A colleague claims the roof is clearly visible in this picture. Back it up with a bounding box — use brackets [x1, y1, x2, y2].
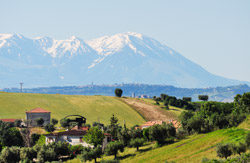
[45, 130, 87, 136]
[71, 126, 89, 131]
[0, 119, 16, 123]
[26, 108, 51, 113]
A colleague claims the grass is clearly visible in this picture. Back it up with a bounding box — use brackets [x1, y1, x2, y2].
[141, 98, 184, 118]
[66, 128, 248, 163]
[0, 92, 145, 127]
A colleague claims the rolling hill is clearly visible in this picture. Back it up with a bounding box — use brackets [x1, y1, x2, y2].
[0, 92, 145, 127]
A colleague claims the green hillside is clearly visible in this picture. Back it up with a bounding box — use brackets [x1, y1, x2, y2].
[0, 92, 145, 127]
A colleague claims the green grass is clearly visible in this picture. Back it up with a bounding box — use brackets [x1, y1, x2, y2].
[67, 128, 248, 163]
[0, 92, 145, 127]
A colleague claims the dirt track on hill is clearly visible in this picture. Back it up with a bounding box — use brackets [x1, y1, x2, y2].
[120, 98, 177, 122]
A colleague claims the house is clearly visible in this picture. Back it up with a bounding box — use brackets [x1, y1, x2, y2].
[0, 119, 16, 125]
[45, 126, 113, 149]
[26, 108, 51, 126]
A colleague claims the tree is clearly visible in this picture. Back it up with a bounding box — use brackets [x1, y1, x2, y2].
[232, 142, 246, 156]
[60, 118, 71, 128]
[105, 141, 124, 159]
[20, 128, 32, 147]
[149, 124, 167, 145]
[20, 147, 36, 162]
[83, 127, 105, 147]
[118, 128, 131, 146]
[115, 88, 123, 97]
[51, 118, 58, 125]
[198, 95, 209, 101]
[44, 123, 55, 132]
[183, 97, 192, 102]
[0, 146, 21, 163]
[216, 143, 232, 159]
[164, 100, 169, 110]
[129, 138, 145, 151]
[79, 146, 102, 163]
[35, 118, 44, 127]
[108, 114, 119, 140]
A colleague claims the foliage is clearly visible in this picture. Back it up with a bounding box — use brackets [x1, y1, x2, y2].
[51, 118, 58, 125]
[216, 143, 232, 159]
[70, 145, 84, 157]
[37, 145, 57, 162]
[44, 123, 56, 132]
[108, 114, 120, 140]
[0, 121, 23, 147]
[105, 141, 124, 158]
[149, 123, 175, 145]
[79, 146, 102, 163]
[183, 97, 192, 102]
[83, 126, 105, 147]
[129, 128, 143, 139]
[20, 147, 36, 162]
[232, 142, 246, 156]
[115, 88, 123, 97]
[129, 138, 145, 151]
[14, 119, 22, 127]
[118, 127, 131, 146]
[35, 118, 44, 127]
[60, 118, 71, 128]
[198, 95, 209, 101]
[0, 146, 21, 163]
[31, 133, 41, 146]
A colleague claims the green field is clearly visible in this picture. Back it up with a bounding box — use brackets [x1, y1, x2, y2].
[0, 92, 145, 127]
[67, 128, 248, 163]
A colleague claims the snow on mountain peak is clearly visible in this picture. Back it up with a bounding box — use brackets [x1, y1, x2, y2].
[86, 32, 144, 56]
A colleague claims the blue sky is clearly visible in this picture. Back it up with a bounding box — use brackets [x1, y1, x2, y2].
[1, 0, 250, 82]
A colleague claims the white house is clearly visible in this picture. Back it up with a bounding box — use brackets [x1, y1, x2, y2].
[45, 126, 112, 149]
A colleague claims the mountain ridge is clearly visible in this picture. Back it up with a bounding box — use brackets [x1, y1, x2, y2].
[0, 32, 249, 88]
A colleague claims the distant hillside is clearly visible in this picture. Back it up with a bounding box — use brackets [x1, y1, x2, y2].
[0, 92, 145, 127]
[3, 84, 250, 102]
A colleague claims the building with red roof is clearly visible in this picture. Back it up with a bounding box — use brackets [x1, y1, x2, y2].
[26, 107, 51, 126]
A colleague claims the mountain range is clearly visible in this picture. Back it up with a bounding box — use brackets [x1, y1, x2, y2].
[0, 32, 249, 88]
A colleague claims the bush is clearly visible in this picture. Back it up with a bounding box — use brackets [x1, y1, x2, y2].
[35, 118, 44, 127]
[51, 118, 58, 126]
[44, 123, 55, 132]
[216, 143, 233, 159]
[0, 146, 21, 163]
[14, 119, 22, 127]
[20, 147, 36, 162]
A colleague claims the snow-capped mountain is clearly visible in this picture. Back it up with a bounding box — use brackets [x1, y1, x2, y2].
[0, 32, 248, 88]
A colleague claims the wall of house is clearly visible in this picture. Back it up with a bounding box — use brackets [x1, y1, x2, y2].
[26, 112, 51, 126]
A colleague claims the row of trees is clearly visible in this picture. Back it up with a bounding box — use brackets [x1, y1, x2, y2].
[179, 93, 250, 135]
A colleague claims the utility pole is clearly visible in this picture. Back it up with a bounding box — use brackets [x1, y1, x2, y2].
[20, 82, 24, 93]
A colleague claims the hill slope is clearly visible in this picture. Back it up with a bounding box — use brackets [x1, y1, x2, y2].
[0, 92, 145, 127]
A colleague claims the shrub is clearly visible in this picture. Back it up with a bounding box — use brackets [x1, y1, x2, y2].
[216, 143, 233, 159]
[105, 141, 124, 158]
[44, 123, 55, 132]
[0, 146, 21, 163]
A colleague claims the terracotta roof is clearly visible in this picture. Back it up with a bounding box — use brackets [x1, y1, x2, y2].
[0, 119, 16, 123]
[45, 130, 87, 136]
[71, 126, 89, 131]
[26, 108, 51, 113]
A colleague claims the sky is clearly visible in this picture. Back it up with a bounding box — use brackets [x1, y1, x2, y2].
[0, 0, 250, 82]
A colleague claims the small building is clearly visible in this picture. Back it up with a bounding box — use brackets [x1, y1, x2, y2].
[0, 119, 16, 125]
[45, 126, 112, 149]
[26, 108, 51, 126]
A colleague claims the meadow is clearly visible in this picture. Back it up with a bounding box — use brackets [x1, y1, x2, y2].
[0, 92, 145, 127]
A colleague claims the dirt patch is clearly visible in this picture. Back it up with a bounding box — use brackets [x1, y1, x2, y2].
[120, 98, 177, 122]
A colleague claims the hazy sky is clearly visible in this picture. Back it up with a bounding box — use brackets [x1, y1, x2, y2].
[1, 0, 250, 82]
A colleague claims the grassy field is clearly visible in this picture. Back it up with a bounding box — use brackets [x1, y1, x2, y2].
[142, 98, 184, 118]
[0, 92, 145, 127]
[67, 128, 248, 163]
